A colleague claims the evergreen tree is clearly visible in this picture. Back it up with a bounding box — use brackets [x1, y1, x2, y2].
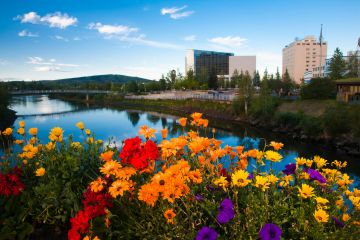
[166, 70, 177, 88]
[329, 48, 346, 80]
[208, 67, 218, 90]
[252, 70, 261, 87]
[275, 67, 281, 81]
[282, 68, 294, 95]
[230, 70, 240, 88]
[159, 74, 167, 90]
[238, 70, 253, 115]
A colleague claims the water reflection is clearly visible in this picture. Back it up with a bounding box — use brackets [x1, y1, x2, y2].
[2, 95, 360, 186]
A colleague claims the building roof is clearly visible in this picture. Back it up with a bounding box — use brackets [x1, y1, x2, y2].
[335, 78, 360, 85]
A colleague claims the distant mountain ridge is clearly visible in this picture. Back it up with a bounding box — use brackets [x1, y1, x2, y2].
[44, 74, 152, 84]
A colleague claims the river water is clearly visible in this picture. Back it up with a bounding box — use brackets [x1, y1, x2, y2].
[6, 95, 360, 185]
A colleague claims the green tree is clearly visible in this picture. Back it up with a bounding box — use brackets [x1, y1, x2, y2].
[329, 47, 346, 80]
[159, 74, 167, 90]
[346, 51, 360, 78]
[231, 70, 240, 88]
[238, 70, 253, 115]
[282, 68, 295, 95]
[300, 77, 336, 99]
[252, 70, 261, 87]
[126, 81, 139, 93]
[183, 69, 198, 89]
[166, 70, 177, 88]
[275, 67, 281, 81]
[208, 67, 218, 89]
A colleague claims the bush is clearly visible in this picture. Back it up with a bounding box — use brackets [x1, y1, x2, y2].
[300, 78, 336, 100]
[249, 96, 280, 118]
[323, 103, 351, 137]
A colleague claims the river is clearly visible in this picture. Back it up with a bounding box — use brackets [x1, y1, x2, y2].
[5, 94, 360, 185]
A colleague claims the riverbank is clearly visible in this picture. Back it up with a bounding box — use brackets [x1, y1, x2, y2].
[0, 107, 17, 131]
[49, 93, 360, 157]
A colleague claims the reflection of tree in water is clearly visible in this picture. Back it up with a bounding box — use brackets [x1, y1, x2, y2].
[161, 118, 167, 128]
[126, 111, 140, 126]
[146, 114, 160, 125]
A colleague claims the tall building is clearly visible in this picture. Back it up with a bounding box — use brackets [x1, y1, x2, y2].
[282, 36, 327, 84]
[185, 49, 234, 77]
[185, 49, 256, 79]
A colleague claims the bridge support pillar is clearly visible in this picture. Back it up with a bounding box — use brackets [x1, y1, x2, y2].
[86, 94, 89, 101]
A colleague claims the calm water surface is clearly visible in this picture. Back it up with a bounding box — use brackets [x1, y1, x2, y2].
[6, 95, 360, 185]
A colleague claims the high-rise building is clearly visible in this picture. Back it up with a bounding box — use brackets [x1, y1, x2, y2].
[185, 49, 256, 79]
[282, 36, 327, 84]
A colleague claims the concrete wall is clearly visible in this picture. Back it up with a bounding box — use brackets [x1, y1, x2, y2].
[229, 56, 256, 77]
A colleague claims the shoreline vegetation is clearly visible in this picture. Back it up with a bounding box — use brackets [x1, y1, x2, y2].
[48, 93, 360, 157]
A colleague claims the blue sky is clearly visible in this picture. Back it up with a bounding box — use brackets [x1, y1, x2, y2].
[0, 0, 359, 81]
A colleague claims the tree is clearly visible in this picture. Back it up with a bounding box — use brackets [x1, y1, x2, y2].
[218, 75, 225, 89]
[183, 69, 198, 89]
[166, 70, 177, 88]
[275, 67, 281, 81]
[159, 74, 167, 90]
[252, 70, 261, 87]
[282, 68, 295, 95]
[300, 78, 336, 99]
[329, 47, 346, 80]
[346, 51, 360, 78]
[238, 71, 253, 115]
[198, 66, 208, 88]
[231, 70, 240, 88]
[208, 67, 218, 90]
[126, 81, 138, 93]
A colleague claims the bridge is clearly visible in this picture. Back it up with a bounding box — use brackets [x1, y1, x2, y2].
[9, 89, 119, 95]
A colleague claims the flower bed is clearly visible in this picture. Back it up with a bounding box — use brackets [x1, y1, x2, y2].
[0, 113, 359, 239]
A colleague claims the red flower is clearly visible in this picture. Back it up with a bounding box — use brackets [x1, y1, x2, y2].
[70, 210, 90, 233]
[120, 137, 159, 170]
[68, 229, 80, 240]
[0, 167, 25, 196]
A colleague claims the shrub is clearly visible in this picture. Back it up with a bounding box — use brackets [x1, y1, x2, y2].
[300, 78, 336, 100]
[249, 96, 280, 118]
[323, 103, 351, 137]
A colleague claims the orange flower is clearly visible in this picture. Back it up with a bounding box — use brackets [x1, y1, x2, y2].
[237, 159, 248, 170]
[178, 118, 187, 127]
[100, 151, 114, 162]
[100, 160, 122, 177]
[198, 118, 209, 128]
[247, 149, 258, 158]
[138, 125, 157, 139]
[235, 146, 244, 154]
[188, 169, 202, 184]
[164, 209, 176, 224]
[138, 183, 159, 207]
[191, 112, 203, 122]
[90, 177, 106, 192]
[161, 128, 168, 139]
[109, 180, 130, 198]
[269, 141, 284, 150]
[115, 166, 137, 180]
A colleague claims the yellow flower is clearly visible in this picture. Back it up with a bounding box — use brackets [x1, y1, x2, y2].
[231, 169, 251, 188]
[332, 160, 347, 169]
[269, 141, 284, 150]
[254, 175, 270, 191]
[49, 127, 63, 142]
[76, 121, 85, 130]
[267, 174, 279, 185]
[35, 167, 46, 177]
[46, 141, 56, 151]
[349, 196, 360, 211]
[19, 121, 25, 128]
[265, 150, 282, 162]
[335, 197, 344, 208]
[17, 128, 25, 135]
[298, 184, 315, 199]
[295, 157, 307, 166]
[342, 213, 350, 222]
[85, 129, 91, 135]
[213, 176, 228, 190]
[178, 118, 187, 127]
[86, 137, 94, 143]
[71, 142, 82, 149]
[28, 128, 38, 136]
[22, 160, 28, 165]
[14, 139, 24, 145]
[100, 160, 122, 177]
[315, 197, 329, 209]
[314, 208, 329, 223]
[279, 175, 294, 187]
[313, 156, 327, 169]
[305, 160, 313, 168]
[164, 209, 176, 224]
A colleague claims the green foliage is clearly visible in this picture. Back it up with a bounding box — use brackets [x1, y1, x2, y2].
[249, 96, 280, 118]
[275, 112, 323, 136]
[346, 51, 360, 78]
[329, 48, 346, 80]
[322, 103, 354, 137]
[300, 78, 336, 99]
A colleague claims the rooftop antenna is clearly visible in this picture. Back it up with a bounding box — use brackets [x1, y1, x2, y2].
[319, 24, 323, 77]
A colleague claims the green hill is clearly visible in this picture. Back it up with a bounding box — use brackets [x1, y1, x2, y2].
[46, 74, 152, 84]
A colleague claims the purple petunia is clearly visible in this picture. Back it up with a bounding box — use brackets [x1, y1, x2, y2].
[216, 198, 235, 224]
[195, 194, 204, 202]
[248, 173, 254, 180]
[306, 168, 327, 184]
[332, 217, 345, 228]
[282, 163, 296, 175]
[259, 223, 282, 240]
[195, 226, 218, 240]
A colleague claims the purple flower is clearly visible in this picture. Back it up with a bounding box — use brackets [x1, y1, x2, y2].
[216, 198, 235, 224]
[332, 217, 345, 228]
[306, 168, 326, 184]
[195, 194, 204, 201]
[206, 184, 217, 192]
[196, 226, 218, 240]
[248, 173, 254, 179]
[282, 163, 296, 175]
[259, 223, 282, 240]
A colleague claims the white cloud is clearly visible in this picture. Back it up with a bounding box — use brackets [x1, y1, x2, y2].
[161, 5, 194, 19]
[26, 57, 79, 72]
[18, 29, 38, 37]
[15, 11, 77, 29]
[73, 37, 81, 41]
[0, 59, 9, 66]
[88, 22, 183, 50]
[53, 35, 69, 42]
[208, 36, 247, 48]
[88, 22, 138, 36]
[184, 35, 196, 41]
[17, 12, 40, 24]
